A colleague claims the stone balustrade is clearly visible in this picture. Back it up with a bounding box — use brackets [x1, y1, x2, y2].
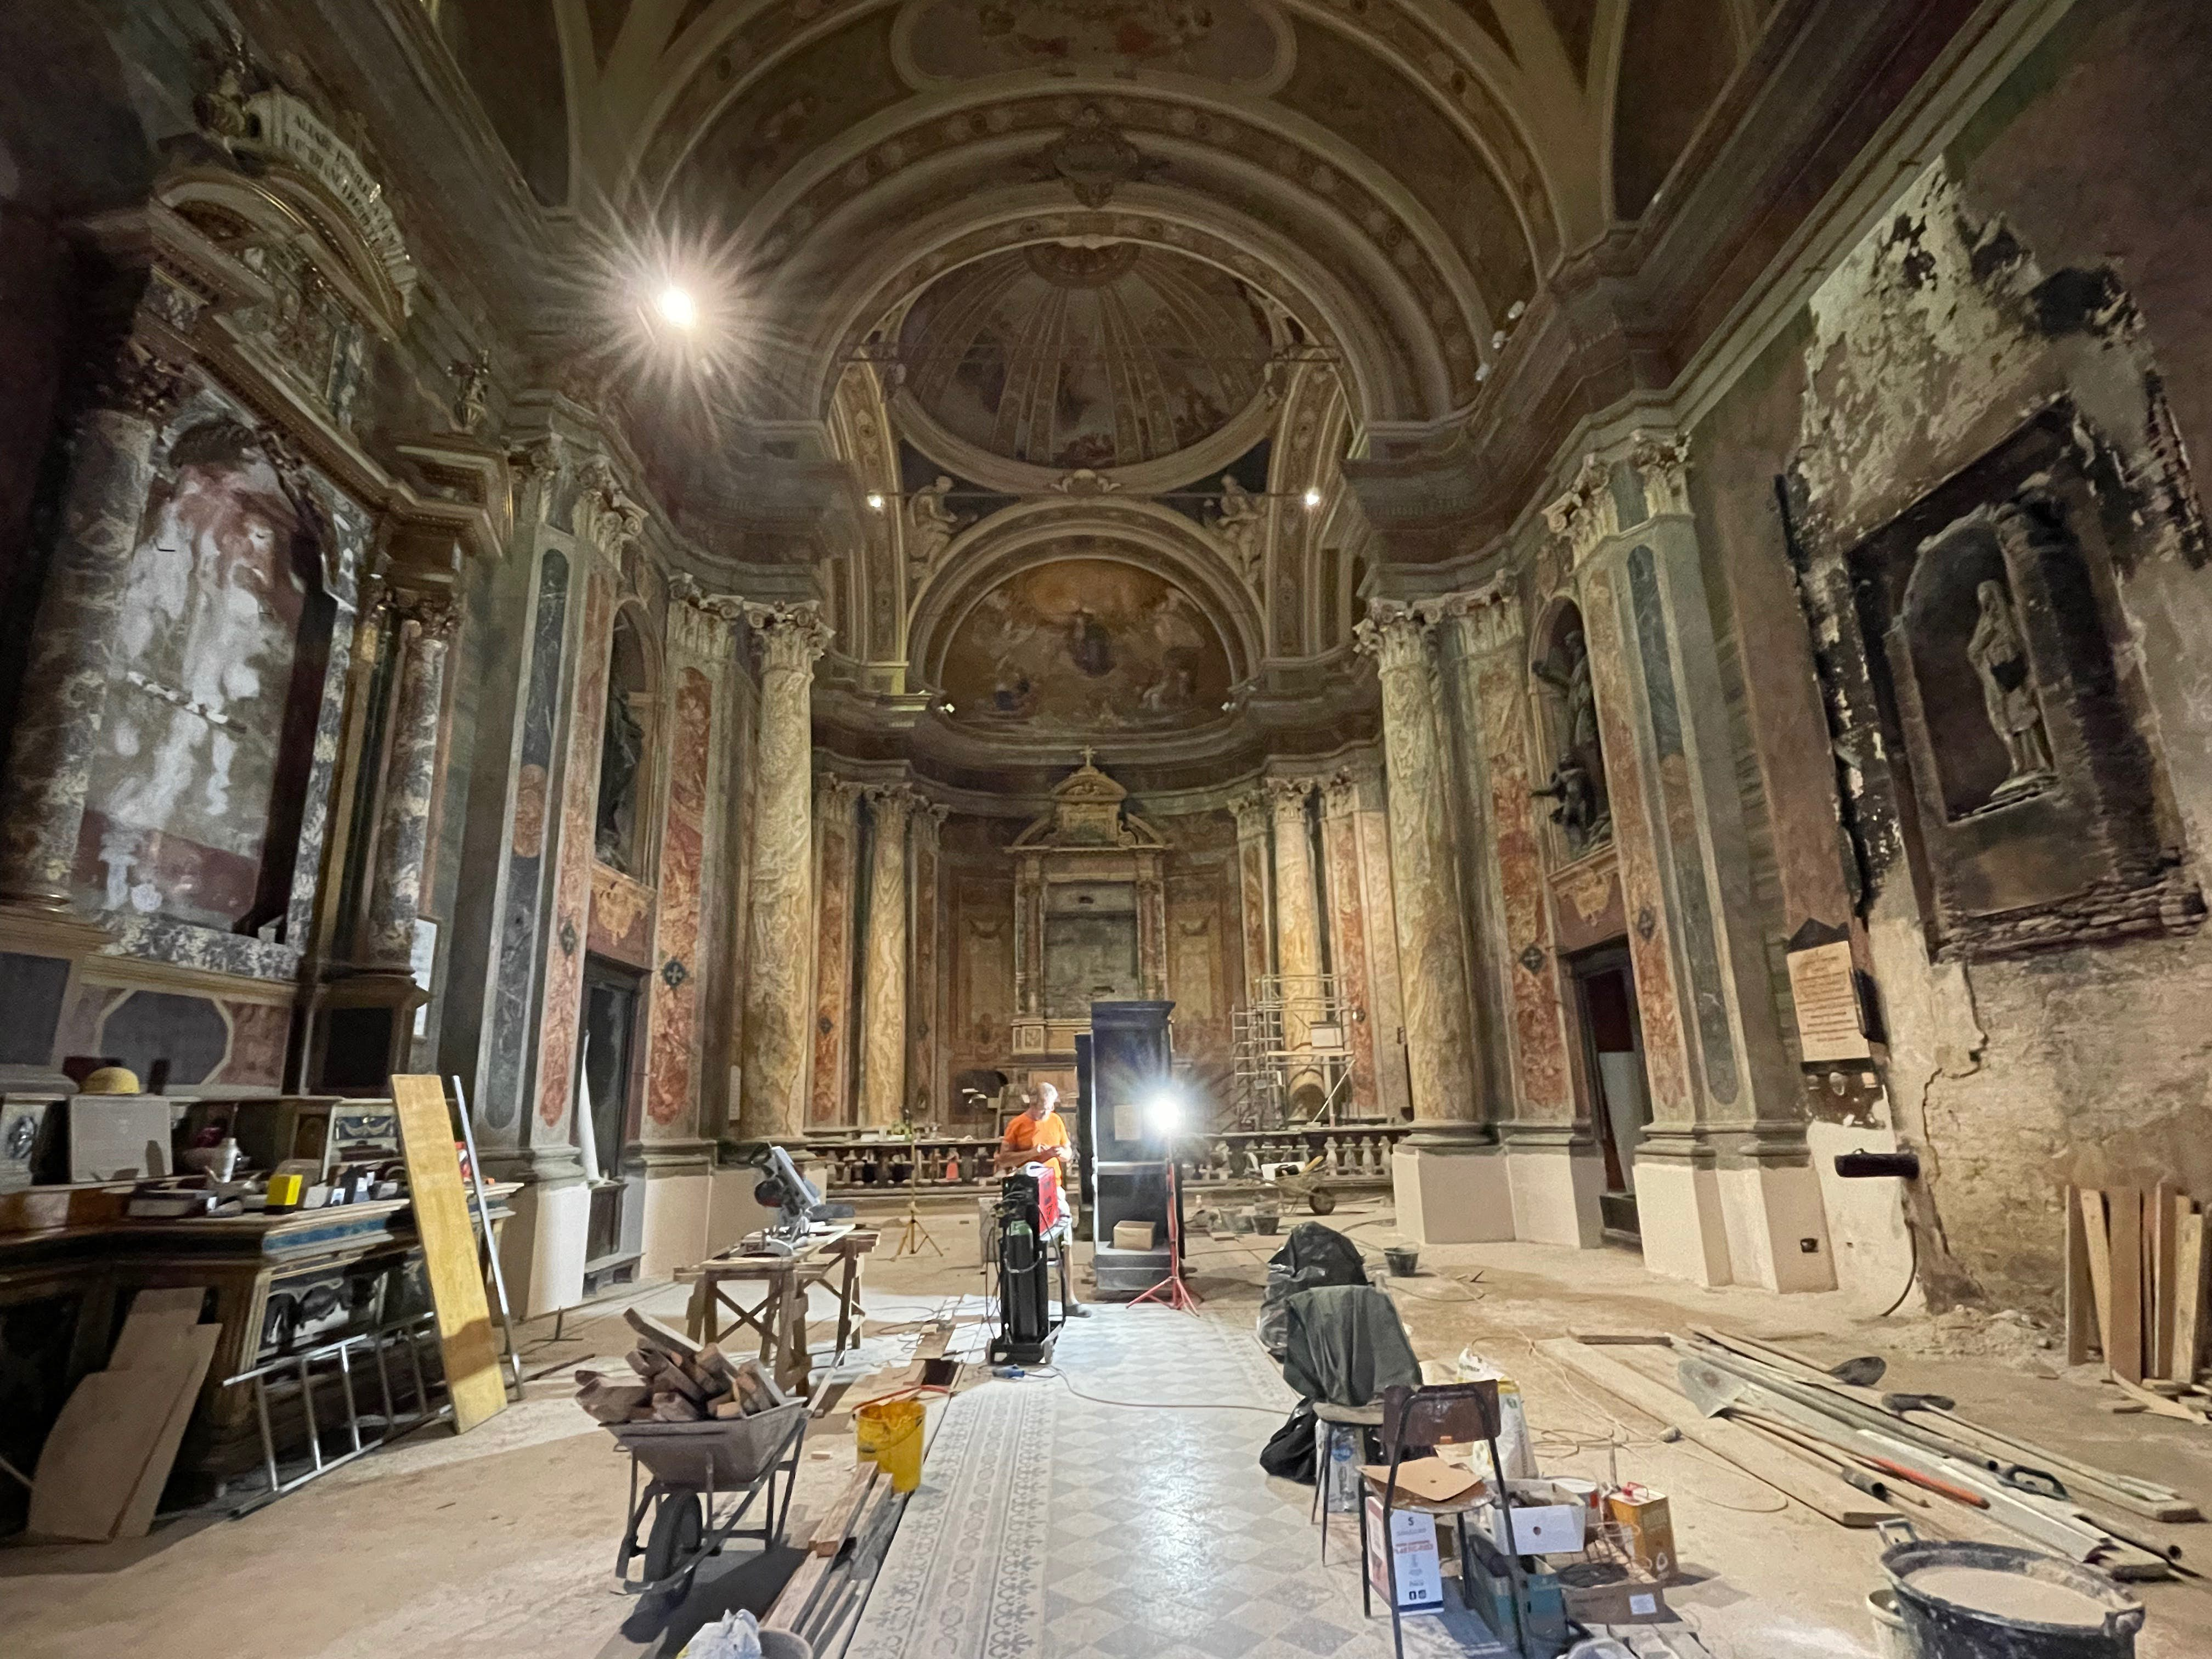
[799, 1124, 1413, 1194]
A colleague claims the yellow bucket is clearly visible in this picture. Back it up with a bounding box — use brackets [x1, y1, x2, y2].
[855, 1398, 926, 1493]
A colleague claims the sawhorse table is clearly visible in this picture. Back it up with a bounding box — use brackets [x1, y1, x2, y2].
[678, 1228, 879, 1397]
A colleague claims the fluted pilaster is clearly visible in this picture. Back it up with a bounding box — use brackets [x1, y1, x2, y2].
[1265, 775, 1325, 1105]
[857, 783, 918, 1127]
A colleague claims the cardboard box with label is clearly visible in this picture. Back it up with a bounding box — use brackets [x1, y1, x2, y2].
[1560, 1570, 1672, 1626]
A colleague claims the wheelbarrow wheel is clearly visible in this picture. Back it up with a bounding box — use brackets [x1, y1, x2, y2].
[643, 1490, 705, 1586]
[1307, 1188, 1336, 1216]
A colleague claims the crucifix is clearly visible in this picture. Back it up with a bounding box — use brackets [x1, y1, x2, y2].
[1080, 745, 1097, 769]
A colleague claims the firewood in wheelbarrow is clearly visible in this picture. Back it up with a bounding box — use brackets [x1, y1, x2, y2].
[652, 1390, 706, 1422]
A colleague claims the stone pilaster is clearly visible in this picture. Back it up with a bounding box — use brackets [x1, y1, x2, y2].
[1319, 767, 1379, 1116]
[1229, 790, 1274, 994]
[737, 602, 832, 1140]
[1357, 602, 1506, 1242]
[909, 800, 947, 1124]
[1551, 433, 1831, 1289]
[857, 783, 917, 1127]
[363, 592, 457, 969]
[0, 348, 190, 909]
[1342, 761, 1413, 1121]
[808, 773, 861, 1128]
[1434, 583, 1600, 1246]
[1265, 775, 1326, 1108]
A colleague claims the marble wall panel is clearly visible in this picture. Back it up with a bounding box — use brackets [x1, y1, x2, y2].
[809, 781, 859, 1128]
[588, 862, 655, 968]
[482, 550, 569, 1132]
[643, 668, 712, 1136]
[1319, 798, 1377, 1113]
[535, 568, 614, 1132]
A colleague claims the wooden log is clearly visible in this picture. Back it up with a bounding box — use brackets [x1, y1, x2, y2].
[2080, 1188, 2116, 1367]
[1537, 1338, 1898, 1527]
[625, 1306, 706, 1365]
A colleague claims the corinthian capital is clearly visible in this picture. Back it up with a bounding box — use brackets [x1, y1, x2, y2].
[1262, 775, 1317, 820]
[1422, 577, 1522, 657]
[1352, 600, 1432, 674]
[746, 601, 833, 672]
[814, 771, 860, 817]
[1228, 790, 1270, 841]
[866, 781, 921, 831]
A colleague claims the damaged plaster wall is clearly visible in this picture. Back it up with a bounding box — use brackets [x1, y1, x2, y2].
[1779, 24, 2212, 1313]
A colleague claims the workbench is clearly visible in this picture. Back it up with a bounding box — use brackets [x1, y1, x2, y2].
[677, 1227, 878, 1396]
[0, 1181, 512, 1528]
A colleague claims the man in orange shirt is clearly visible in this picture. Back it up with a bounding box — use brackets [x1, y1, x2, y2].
[996, 1082, 1088, 1316]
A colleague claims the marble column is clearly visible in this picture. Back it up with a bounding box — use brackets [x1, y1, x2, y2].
[857, 783, 916, 1127]
[808, 774, 861, 1128]
[736, 602, 831, 1139]
[0, 349, 189, 909]
[363, 594, 456, 969]
[1355, 603, 1505, 1241]
[1343, 761, 1413, 1121]
[1435, 585, 1600, 1248]
[1266, 776, 1325, 1108]
[1229, 791, 1274, 994]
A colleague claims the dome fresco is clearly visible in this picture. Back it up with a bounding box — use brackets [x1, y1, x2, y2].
[897, 242, 1276, 473]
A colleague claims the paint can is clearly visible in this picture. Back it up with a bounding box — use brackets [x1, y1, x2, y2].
[855, 1398, 926, 1493]
[1383, 1245, 1420, 1276]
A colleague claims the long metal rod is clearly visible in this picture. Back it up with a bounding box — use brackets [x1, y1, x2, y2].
[450, 1073, 526, 1393]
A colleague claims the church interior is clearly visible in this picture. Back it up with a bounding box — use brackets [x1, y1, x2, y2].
[5, 2, 2212, 1655]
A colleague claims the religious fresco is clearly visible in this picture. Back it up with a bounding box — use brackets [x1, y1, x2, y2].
[900, 244, 1272, 472]
[896, 0, 1286, 85]
[941, 555, 1231, 733]
[74, 420, 321, 934]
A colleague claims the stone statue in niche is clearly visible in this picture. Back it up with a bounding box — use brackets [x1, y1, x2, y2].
[907, 475, 969, 573]
[596, 686, 644, 872]
[1967, 578, 2055, 803]
[1210, 474, 1265, 580]
[1531, 624, 1611, 854]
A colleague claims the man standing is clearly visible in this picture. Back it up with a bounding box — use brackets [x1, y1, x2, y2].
[996, 1082, 1089, 1316]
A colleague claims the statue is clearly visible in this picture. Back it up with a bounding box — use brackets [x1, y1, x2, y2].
[1967, 578, 2055, 800]
[450, 349, 491, 435]
[1210, 474, 1265, 579]
[1532, 627, 1599, 761]
[596, 687, 645, 871]
[907, 476, 969, 573]
[1531, 754, 1610, 856]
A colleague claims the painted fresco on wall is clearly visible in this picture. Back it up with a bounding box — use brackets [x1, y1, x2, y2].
[900, 245, 1273, 471]
[898, 1, 1286, 85]
[943, 554, 1231, 732]
[75, 421, 322, 934]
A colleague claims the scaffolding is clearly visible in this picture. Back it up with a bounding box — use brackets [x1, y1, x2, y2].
[1229, 972, 1357, 1131]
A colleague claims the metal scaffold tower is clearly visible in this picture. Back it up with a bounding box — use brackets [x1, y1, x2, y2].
[1228, 972, 1357, 1130]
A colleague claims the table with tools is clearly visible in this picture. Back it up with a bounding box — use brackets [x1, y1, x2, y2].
[677, 1227, 878, 1396]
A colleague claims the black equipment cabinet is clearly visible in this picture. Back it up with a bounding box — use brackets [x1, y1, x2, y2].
[1084, 1000, 1180, 1298]
[989, 1170, 1061, 1365]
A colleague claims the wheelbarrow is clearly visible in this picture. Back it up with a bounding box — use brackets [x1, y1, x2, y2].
[1268, 1154, 1338, 1216]
[607, 1401, 808, 1593]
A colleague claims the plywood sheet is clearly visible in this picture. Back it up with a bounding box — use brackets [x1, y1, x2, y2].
[116, 1323, 219, 1538]
[27, 1336, 212, 1542]
[392, 1075, 507, 1434]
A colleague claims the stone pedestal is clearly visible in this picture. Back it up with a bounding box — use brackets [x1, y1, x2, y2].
[1391, 1133, 1514, 1244]
[484, 1147, 589, 1316]
[1502, 1125, 1605, 1248]
[635, 1141, 715, 1282]
[1632, 1139, 1734, 1287]
[1717, 1151, 1837, 1293]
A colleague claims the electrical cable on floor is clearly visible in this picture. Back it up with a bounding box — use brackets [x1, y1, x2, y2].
[1879, 1211, 1920, 1318]
[1018, 1366, 1288, 1417]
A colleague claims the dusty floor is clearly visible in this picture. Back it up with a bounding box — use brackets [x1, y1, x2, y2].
[7, 1199, 2210, 1657]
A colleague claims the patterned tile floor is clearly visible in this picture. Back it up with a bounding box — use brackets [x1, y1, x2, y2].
[843, 1303, 1515, 1659]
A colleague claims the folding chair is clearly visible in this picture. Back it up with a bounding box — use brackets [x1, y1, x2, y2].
[1356, 1379, 1530, 1659]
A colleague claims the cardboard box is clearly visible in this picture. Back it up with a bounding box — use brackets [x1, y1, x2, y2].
[1489, 1480, 1589, 1555]
[1113, 1220, 1158, 1250]
[1605, 1486, 1677, 1581]
[1363, 1494, 1443, 1612]
[1561, 1573, 1671, 1626]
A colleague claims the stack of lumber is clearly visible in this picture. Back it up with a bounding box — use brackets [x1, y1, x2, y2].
[1543, 1329, 2198, 1581]
[27, 1286, 218, 1542]
[766, 1458, 911, 1654]
[574, 1308, 788, 1424]
[2068, 1183, 2211, 1417]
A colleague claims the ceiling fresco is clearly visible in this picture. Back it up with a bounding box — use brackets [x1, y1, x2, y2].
[941, 553, 1232, 736]
[894, 0, 1289, 87]
[898, 242, 1276, 475]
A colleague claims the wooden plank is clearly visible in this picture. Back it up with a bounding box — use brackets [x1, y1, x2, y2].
[763, 1551, 834, 1633]
[1537, 1338, 1897, 1527]
[27, 1337, 213, 1542]
[2109, 1189, 2145, 1385]
[2065, 1189, 2096, 1366]
[1570, 1329, 1674, 1346]
[392, 1075, 508, 1434]
[2153, 1182, 2179, 1380]
[2174, 1206, 2208, 1386]
[809, 1465, 879, 1555]
[2080, 1188, 2115, 1365]
[115, 1323, 220, 1538]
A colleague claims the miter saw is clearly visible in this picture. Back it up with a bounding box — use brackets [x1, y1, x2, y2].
[731, 1141, 854, 1255]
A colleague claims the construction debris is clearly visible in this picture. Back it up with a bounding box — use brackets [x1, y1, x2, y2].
[574, 1308, 789, 1425]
